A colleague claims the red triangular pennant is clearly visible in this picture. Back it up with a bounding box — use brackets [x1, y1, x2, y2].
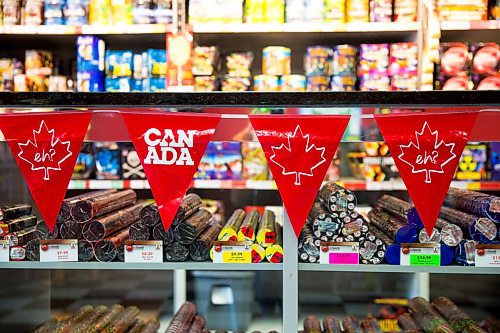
[0, 112, 92, 231]
[375, 112, 478, 235]
[121, 112, 220, 231]
[249, 115, 350, 237]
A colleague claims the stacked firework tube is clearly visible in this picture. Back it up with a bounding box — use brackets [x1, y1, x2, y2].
[32, 304, 160, 333]
[299, 181, 389, 265]
[435, 42, 499, 91]
[222, 52, 254, 91]
[0, 203, 40, 261]
[301, 296, 494, 333]
[255, 46, 308, 92]
[213, 208, 283, 263]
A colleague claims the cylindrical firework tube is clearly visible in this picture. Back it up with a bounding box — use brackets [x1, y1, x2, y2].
[342, 316, 363, 333]
[237, 210, 261, 241]
[341, 212, 369, 242]
[5, 225, 37, 246]
[432, 296, 486, 333]
[152, 224, 174, 245]
[298, 224, 319, 263]
[173, 193, 202, 225]
[165, 302, 196, 333]
[52, 305, 94, 333]
[303, 315, 322, 333]
[256, 210, 277, 247]
[323, 316, 342, 333]
[126, 319, 144, 333]
[319, 182, 357, 214]
[83, 203, 142, 242]
[418, 228, 441, 244]
[70, 305, 108, 333]
[359, 230, 387, 264]
[265, 223, 283, 263]
[368, 208, 417, 243]
[189, 221, 223, 261]
[70, 189, 137, 223]
[174, 209, 212, 245]
[479, 319, 500, 333]
[455, 240, 476, 266]
[0, 203, 32, 221]
[59, 190, 118, 223]
[35, 220, 59, 240]
[129, 221, 151, 241]
[440, 206, 497, 243]
[435, 218, 463, 247]
[60, 220, 82, 239]
[361, 317, 383, 333]
[309, 203, 343, 234]
[26, 238, 40, 261]
[377, 195, 423, 228]
[94, 228, 129, 262]
[164, 242, 189, 261]
[367, 225, 400, 265]
[32, 318, 59, 333]
[104, 306, 140, 333]
[444, 187, 500, 222]
[408, 297, 454, 333]
[78, 240, 95, 262]
[189, 315, 206, 333]
[141, 320, 160, 333]
[398, 313, 422, 332]
[139, 203, 161, 227]
[87, 304, 123, 333]
[251, 243, 266, 263]
[3, 215, 37, 233]
[219, 209, 246, 241]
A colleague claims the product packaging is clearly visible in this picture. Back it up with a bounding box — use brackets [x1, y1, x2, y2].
[226, 52, 254, 78]
[77, 35, 106, 72]
[105, 77, 131, 92]
[253, 74, 280, 91]
[438, 42, 470, 77]
[370, 0, 392, 22]
[304, 46, 333, 76]
[306, 75, 330, 91]
[281, 74, 306, 91]
[73, 143, 95, 180]
[332, 44, 358, 76]
[470, 42, 499, 76]
[242, 142, 269, 180]
[213, 142, 242, 180]
[193, 46, 219, 76]
[455, 143, 488, 180]
[95, 142, 121, 180]
[121, 144, 146, 179]
[331, 75, 357, 91]
[263, 46, 291, 76]
[77, 71, 105, 92]
[146, 49, 167, 77]
[358, 43, 389, 75]
[25, 50, 53, 76]
[106, 50, 134, 77]
[325, 0, 345, 22]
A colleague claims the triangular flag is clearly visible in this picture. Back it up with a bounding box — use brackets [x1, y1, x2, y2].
[375, 112, 478, 235]
[121, 112, 220, 231]
[0, 112, 92, 231]
[249, 115, 350, 237]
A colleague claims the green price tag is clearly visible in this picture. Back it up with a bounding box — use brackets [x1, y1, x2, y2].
[410, 254, 440, 266]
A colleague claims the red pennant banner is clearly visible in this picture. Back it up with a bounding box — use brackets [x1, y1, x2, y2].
[0, 112, 92, 231]
[121, 112, 220, 231]
[249, 115, 351, 237]
[375, 112, 478, 235]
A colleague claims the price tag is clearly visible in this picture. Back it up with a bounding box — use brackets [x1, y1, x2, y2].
[212, 241, 252, 264]
[0, 240, 9, 262]
[40, 240, 78, 262]
[124, 241, 163, 263]
[475, 244, 500, 267]
[320, 242, 359, 265]
[400, 243, 440, 266]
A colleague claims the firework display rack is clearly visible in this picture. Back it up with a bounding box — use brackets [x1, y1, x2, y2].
[0, 91, 499, 333]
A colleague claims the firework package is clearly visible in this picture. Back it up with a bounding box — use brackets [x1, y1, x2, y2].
[435, 42, 499, 91]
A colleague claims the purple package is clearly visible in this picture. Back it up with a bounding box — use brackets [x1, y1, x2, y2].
[370, 0, 392, 22]
[213, 142, 242, 180]
[358, 43, 389, 75]
[491, 143, 500, 181]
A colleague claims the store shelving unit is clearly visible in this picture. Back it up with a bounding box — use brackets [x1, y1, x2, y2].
[0, 91, 499, 332]
[0, 24, 174, 35]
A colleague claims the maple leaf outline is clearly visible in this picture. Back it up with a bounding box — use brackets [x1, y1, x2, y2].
[398, 121, 456, 184]
[17, 120, 72, 181]
[270, 125, 326, 186]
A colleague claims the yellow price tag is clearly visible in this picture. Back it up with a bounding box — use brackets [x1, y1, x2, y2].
[222, 251, 251, 263]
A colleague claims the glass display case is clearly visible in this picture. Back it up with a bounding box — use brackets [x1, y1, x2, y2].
[0, 91, 498, 333]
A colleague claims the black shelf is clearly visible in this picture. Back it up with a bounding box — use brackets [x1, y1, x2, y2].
[0, 91, 499, 108]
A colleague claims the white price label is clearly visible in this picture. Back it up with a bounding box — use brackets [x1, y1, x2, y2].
[0, 240, 9, 262]
[319, 242, 359, 265]
[124, 241, 163, 263]
[400, 243, 440, 266]
[212, 241, 252, 264]
[40, 240, 78, 262]
[475, 245, 500, 267]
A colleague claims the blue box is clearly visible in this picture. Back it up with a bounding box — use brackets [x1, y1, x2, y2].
[77, 36, 105, 72]
[76, 71, 104, 92]
[130, 78, 144, 92]
[105, 77, 131, 92]
[146, 49, 167, 77]
[144, 77, 166, 92]
[106, 50, 134, 78]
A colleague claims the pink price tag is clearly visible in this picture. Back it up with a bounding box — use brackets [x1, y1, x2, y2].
[329, 252, 359, 265]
